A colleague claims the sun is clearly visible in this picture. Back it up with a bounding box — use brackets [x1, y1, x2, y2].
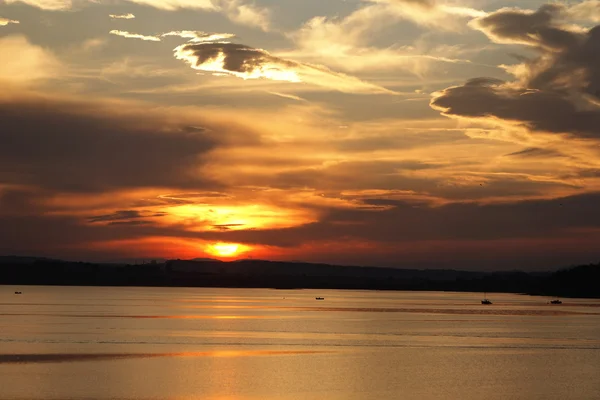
[209, 243, 241, 257]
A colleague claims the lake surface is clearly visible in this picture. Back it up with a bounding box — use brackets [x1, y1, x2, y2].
[1, 286, 599, 400]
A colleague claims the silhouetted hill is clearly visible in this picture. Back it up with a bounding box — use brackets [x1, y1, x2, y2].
[0, 257, 598, 298]
[0, 255, 59, 264]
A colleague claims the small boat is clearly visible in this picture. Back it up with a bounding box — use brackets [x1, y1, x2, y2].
[481, 292, 492, 305]
[550, 298, 562, 304]
[315, 297, 324, 300]
[14, 291, 22, 295]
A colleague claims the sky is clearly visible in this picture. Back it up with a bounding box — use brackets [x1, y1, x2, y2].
[1, 0, 600, 270]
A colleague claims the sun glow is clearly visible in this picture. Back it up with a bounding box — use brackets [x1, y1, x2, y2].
[209, 242, 242, 257]
[163, 203, 315, 231]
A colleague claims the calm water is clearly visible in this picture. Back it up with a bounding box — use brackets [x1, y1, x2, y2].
[1, 286, 599, 400]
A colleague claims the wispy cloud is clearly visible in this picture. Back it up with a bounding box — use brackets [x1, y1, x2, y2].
[286, 0, 481, 75]
[5, 0, 271, 30]
[109, 30, 161, 42]
[109, 13, 135, 19]
[118, 0, 270, 30]
[365, 0, 486, 29]
[0, 17, 20, 26]
[108, 29, 235, 43]
[162, 31, 235, 43]
[267, 91, 306, 102]
[566, 0, 600, 23]
[3, 0, 71, 11]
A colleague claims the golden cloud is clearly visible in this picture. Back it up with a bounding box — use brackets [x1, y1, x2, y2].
[109, 30, 161, 41]
[174, 42, 396, 94]
[109, 13, 135, 19]
[0, 17, 19, 25]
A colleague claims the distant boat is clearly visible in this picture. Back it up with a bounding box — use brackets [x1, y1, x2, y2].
[315, 297, 324, 300]
[481, 292, 492, 305]
[550, 298, 562, 304]
[14, 291, 22, 295]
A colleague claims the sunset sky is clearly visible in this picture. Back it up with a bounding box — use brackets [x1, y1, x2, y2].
[1, 0, 600, 270]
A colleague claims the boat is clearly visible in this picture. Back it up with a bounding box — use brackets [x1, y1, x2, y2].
[550, 298, 562, 304]
[481, 292, 492, 305]
[14, 291, 22, 295]
[315, 297, 324, 300]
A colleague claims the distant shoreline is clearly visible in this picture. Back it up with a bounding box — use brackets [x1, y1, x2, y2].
[1, 258, 599, 299]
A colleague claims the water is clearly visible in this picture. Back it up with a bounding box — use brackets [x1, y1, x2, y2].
[1, 286, 599, 400]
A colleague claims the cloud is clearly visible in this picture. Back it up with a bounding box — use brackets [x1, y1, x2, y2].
[162, 30, 235, 43]
[217, 0, 270, 32]
[0, 92, 237, 193]
[431, 79, 600, 139]
[567, 0, 600, 23]
[88, 209, 167, 223]
[120, 0, 269, 30]
[5, 0, 270, 30]
[3, 0, 71, 10]
[108, 29, 234, 43]
[0, 17, 19, 26]
[431, 3, 600, 141]
[118, 0, 215, 11]
[469, 4, 581, 50]
[505, 147, 566, 159]
[0, 35, 61, 85]
[286, 0, 481, 75]
[174, 42, 396, 94]
[125, 0, 270, 30]
[109, 30, 161, 41]
[157, 190, 600, 269]
[366, 0, 486, 28]
[109, 13, 135, 19]
[267, 91, 306, 102]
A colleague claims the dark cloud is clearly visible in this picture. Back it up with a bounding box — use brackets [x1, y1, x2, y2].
[89, 210, 145, 223]
[178, 42, 295, 75]
[432, 78, 600, 138]
[108, 220, 153, 226]
[173, 42, 395, 94]
[0, 94, 232, 192]
[505, 147, 566, 158]
[88, 210, 167, 223]
[432, 4, 600, 140]
[471, 4, 581, 50]
[212, 223, 246, 231]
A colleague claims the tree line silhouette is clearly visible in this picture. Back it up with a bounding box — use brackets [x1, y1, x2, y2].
[1, 257, 598, 298]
